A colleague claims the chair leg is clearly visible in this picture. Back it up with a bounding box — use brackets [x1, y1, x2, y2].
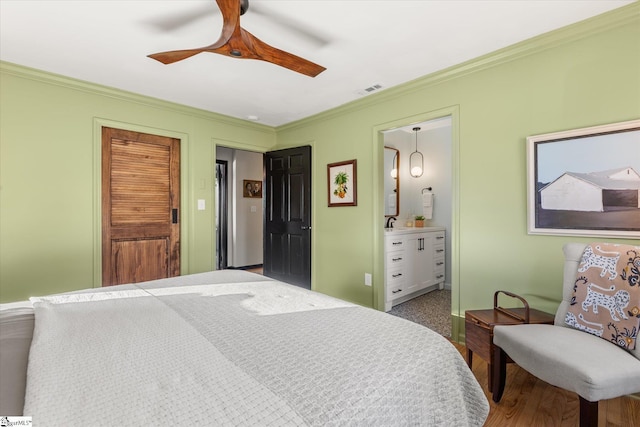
[491, 345, 507, 402]
[579, 396, 598, 427]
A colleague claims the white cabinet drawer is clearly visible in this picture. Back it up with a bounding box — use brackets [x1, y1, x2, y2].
[386, 250, 406, 267]
[386, 268, 405, 300]
[387, 268, 405, 285]
[386, 236, 405, 250]
[433, 243, 445, 257]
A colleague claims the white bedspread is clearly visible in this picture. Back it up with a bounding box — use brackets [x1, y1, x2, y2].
[23, 272, 489, 426]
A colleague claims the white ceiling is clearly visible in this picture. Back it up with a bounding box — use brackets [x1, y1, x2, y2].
[0, 1, 633, 127]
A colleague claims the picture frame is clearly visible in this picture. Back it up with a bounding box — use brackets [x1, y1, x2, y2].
[527, 119, 640, 238]
[243, 179, 262, 198]
[327, 159, 357, 207]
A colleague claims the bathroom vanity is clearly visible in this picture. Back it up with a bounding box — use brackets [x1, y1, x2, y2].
[384, 226, 445, 312]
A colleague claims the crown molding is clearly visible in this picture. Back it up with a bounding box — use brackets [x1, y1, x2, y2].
[276, 2, 639, 133]
[0, 61, 276, 136]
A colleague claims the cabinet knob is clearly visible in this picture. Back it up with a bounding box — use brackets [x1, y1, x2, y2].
[392, 273, 403, 278]
[392, 257, 403, 262]
[436, 249, 444, 253]
[392, 289, 402, 294]
[436, 262, 444, 266]
[436, 274, 444, 279]
[436, 236, 444, 240]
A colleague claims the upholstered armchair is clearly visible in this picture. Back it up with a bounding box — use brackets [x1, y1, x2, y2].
[492, 242, 640, 427]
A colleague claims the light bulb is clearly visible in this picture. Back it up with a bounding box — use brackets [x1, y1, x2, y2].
[411, 166, 422, 177]
[390, 168, 398, 178]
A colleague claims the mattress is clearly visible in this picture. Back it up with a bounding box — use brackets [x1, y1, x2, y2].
[4, 270, 489, 425]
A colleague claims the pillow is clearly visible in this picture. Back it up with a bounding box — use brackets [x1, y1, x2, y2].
[565, 243, 640, 351]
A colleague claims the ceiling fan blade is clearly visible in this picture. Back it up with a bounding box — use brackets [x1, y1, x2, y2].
[145, 0, 249, 32]
[250, 3, 331, 47]
[148, 33, 231, 64]
[148, 0, 239, 65]
[148, 48, 208, 65]
[143, 3, 214, 32]
[243, 29, 325, 77]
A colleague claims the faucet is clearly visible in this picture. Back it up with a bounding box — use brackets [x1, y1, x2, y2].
[386, 217, 396, 229]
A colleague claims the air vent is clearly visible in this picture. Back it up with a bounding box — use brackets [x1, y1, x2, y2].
[356, 83, 385, 96]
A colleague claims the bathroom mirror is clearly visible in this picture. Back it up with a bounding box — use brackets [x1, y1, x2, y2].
[384, 146, 400, 217]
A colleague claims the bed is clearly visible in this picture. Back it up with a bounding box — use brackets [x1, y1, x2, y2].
[0, 270, 489, 425]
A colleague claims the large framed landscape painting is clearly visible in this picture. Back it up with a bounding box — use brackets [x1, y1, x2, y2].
[527, 119, 640, 238]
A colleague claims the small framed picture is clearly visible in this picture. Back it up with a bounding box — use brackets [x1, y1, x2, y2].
[243, 180, 262, 198]
[327, 159, 357, 207]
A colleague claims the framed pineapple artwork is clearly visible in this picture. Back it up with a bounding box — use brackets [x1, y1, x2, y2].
[327, 159, 357, 207]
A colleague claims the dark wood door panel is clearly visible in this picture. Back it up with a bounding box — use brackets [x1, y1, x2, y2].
[288, 172, 304, 221]
[264, 233, 285, 275]
[112, 238, 169, 285]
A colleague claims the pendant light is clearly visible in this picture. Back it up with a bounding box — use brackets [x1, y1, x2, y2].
[390, 152, 398, 179]
[410, 127, 423, 178]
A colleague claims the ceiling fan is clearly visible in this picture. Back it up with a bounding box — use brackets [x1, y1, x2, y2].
[148, 0, 326, 77]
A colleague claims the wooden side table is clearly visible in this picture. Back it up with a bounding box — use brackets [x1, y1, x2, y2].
[464, 291, 555, 391]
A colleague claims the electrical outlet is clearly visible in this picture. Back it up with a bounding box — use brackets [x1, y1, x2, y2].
[364, 273, 372, 286]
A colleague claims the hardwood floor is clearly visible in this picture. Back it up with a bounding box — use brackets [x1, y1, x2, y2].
[449, 341, 640, 426]
[245, 266, 263, 274]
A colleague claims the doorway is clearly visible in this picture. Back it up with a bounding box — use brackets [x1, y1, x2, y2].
[101, 127, 180, 286]
[214, 144, 312, 289]
[373, 108, 459, 333]
[215, 146, 264, 270]
[215, 160, 228, 270]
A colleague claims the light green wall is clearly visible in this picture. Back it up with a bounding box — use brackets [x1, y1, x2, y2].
[274, 4, 640, 337]
[0, 65, 276, 302]
[1, 5, 639, 344]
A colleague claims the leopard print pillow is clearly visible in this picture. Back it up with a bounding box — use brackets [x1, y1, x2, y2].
[565, 243, 640, 350]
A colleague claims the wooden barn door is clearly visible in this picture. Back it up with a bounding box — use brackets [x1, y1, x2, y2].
[102, 127, 180, 286]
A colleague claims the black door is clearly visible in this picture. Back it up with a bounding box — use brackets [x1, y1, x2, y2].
[264, 146, 311, 289]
